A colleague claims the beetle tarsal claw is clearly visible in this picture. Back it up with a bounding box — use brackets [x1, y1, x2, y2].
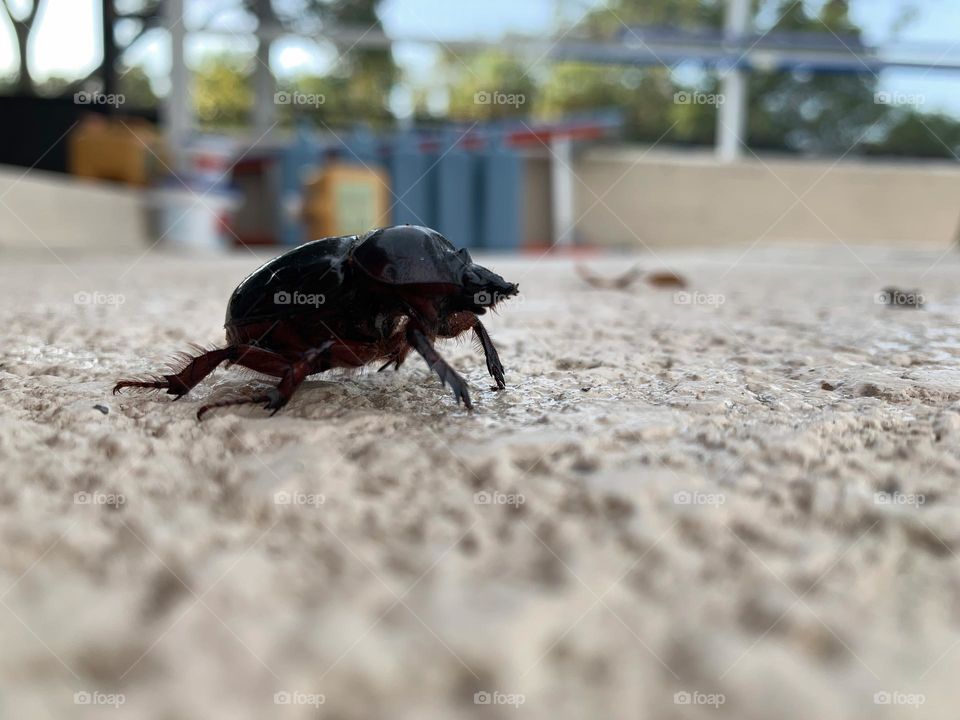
[263, 389, 286, 414]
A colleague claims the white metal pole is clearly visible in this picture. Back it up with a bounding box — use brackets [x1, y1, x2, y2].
[252, 33, 276, 133]
[251, 0, 277, 134]
[716, 0, 750, 162]
[551, 136, 576, 247]
[163, 0, 190, 173]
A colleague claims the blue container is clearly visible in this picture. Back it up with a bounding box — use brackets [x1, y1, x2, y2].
[388, 132, 434, 227]
[278, 126, 322, 245]
[435, 133, 477, 248]
[479, 138, 522, 250]
[344, 127, 379, 166]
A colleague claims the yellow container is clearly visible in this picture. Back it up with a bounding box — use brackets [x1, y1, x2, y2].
[68, 116, 166, 187]
[302, 163, 390, 239]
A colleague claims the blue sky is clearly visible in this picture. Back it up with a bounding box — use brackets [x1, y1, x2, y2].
[2, 0, 959, 116]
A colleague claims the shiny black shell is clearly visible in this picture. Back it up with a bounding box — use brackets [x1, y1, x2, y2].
[225, 225, 471, 328]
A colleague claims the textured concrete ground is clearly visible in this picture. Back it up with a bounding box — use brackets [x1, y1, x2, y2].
[1, 244, 960, 719]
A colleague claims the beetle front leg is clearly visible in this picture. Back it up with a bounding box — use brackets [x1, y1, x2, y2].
[472, 320, 506, 390]
[406, 326, 472, 409]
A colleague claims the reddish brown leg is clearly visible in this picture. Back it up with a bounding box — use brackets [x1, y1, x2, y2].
[197, 342, 334, 420]
[113, 344, 293, 399]
[114, 347, 235, 399]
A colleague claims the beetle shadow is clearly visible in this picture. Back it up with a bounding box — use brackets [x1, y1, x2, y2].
[197, 368, 478, 421]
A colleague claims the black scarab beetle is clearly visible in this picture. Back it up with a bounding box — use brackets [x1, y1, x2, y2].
[114, 225, 519, 418]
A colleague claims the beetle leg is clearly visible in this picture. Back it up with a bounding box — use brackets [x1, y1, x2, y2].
[114, 347, 236, 399]
[113, 344, 290, 399]
[196, 389, 284, 421]
[472, 320, 506, 390]
[198, 342, 334, 420]
[376, 352, 406, 373]
[406, 327, 472, 409]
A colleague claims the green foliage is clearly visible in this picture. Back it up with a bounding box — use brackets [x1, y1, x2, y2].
[525, 0, 960, 158]
[577, 0, 723, 37]
[274, 62, 396, 129]
[194, 54, 254, 128]
[118, 65, 159, 109]
[35, 75, 73, 96]
[866, 111, 960, 159]
[537, 63, 698, 143]
[446, 51, 537, 121]
[746, 0, 886, 154]
[275, 0, 398, 128]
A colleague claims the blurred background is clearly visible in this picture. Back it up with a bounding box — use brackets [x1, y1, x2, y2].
[2, 0, 960, 254]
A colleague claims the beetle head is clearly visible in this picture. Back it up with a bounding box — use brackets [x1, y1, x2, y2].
[351, 226, 518, 314]
[459, 256, 519, 314]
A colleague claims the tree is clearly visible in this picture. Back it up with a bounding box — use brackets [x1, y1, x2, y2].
[574, 0, 723, 37]
[0, 0, 162, 97]
[119, 65, 160, 109]
[530, 0, 960, 156]
[1, 0, 45, 94]
[202, 0, 398, 128]
[515, 0, 723, 144]
[866, 111, 960, 160]
[537, 62, 690, 142]
[194, 55, 254, 129]
[315, 0, 397, 126]
[446, 51, 537, 121]
[747, 0, 886, 154]
[90, 0, 163, 96]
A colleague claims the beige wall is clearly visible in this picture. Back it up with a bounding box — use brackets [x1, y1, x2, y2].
[524, 147, 960, 249]
[0, 166, 147, 251]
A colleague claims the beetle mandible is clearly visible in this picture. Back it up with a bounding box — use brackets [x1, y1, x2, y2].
[114, 225, 519, 418]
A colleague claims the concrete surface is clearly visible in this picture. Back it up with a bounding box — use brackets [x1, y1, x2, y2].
[1, 243, 960, 718]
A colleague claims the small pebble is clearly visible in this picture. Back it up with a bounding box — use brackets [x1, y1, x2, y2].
[856, 383, 883, 398]
[93, 404, 110, 415]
